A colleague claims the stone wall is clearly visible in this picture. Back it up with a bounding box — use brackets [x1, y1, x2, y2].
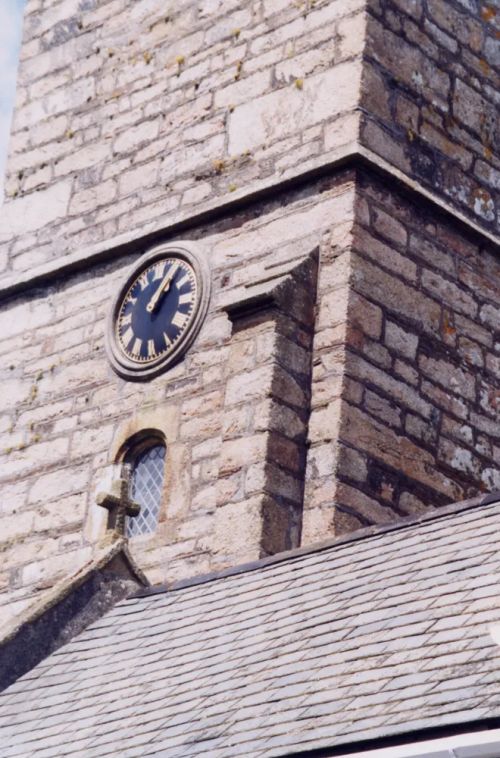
[0, 0, 498, 632]
[2, 0, 498, 289]
[0, 173, 354, 626]
[2, 163, 498, 627]
[303, 172, 500, 542]
[0, 0, 364, 278]
[216, 251, 317, 566]
[362, 0, 500, 232]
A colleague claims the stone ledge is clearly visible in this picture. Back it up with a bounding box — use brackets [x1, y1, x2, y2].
[0, 143, 498, 302]
[219, 248, 319, 320]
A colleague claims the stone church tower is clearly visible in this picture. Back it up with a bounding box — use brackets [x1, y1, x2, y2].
[0, 0, 498, 644]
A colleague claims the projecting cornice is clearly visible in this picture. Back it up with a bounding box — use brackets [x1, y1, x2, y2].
[0, 144, 498, 301]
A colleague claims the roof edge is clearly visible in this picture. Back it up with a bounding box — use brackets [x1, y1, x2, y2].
[135, 491, 500, 598]
[0, 538, 148, 692]
[283, 716, 500, 757]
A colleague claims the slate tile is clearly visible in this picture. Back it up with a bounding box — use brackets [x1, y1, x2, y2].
[3, 502, 500, 757]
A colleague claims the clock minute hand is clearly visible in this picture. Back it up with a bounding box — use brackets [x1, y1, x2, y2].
[146, 263, 179, 313]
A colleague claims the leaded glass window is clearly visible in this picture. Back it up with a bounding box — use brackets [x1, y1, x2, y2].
[126, 444, 166, 538]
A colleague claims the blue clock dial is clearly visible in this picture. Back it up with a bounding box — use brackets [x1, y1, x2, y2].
[116, 257, 197, 364]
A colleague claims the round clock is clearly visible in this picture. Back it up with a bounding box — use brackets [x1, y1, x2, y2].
[106, 241, 211, 380]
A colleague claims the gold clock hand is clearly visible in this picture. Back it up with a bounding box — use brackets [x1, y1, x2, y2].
[162, 262, 179, 295]
[147, 272, 170, 313]
[146, 263, 180, 313]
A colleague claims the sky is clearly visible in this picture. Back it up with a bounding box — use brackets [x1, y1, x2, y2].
[0, 0, 26, 200]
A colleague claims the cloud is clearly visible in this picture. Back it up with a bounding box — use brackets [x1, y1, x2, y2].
[0, 0, 26, 202]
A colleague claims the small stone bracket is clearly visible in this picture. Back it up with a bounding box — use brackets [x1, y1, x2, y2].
[219, 248, 319, 323]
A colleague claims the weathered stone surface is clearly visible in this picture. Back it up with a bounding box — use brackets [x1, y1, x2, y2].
[0, 0, 499, 628]
[0, 0, 497, 284]
[228, 62, 362, 155]
[0, 180, 72, 239]
[303, 172, 499, 538]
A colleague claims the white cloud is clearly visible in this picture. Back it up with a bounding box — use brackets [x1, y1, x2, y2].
[0, 0, 26, 203]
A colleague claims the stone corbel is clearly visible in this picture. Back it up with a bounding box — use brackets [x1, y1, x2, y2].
[218, 248, 319, 323]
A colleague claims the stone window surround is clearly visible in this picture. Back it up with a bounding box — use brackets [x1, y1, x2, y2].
[113, 422, 170, 542]
[86, 409, 176, 546]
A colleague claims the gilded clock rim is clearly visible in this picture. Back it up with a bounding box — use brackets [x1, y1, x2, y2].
[106, 240, 211, 381]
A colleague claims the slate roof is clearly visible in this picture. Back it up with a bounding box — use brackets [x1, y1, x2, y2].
[2, 499, 500, 758]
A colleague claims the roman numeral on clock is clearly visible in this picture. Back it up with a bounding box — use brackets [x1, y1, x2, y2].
[153, 262, 166, 280]
[122, 327, 134, 347]
[120, 312, 132, 327]
[148, 340, 156, 358]
[131, 339, 142, 357]
[178, 292, 193, 305]
[171, 311, 188, 329]
[176, 274, 191, 290]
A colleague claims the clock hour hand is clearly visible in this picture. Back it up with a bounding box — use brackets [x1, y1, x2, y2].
[146, 263, 180, 313]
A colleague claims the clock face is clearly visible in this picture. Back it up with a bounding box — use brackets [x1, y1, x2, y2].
[107, 242, 211, 381]
[116, 257, 197, 365]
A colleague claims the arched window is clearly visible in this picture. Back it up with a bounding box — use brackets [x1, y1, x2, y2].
[125, 441, 166, 538]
